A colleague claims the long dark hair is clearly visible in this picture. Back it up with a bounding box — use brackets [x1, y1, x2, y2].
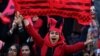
[7, 44, 20, 56]
[21, 43, 34, 56]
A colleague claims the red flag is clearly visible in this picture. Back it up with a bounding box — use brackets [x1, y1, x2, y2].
[13, 0, 50, 17]
[50, 0, 92, 25]
[13, 0, 92, 25]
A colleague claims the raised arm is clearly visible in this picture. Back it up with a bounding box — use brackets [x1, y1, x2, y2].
[63, 39, 93, 54]
[23, 19, 44, 47]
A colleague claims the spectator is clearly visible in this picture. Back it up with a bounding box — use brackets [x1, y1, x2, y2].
[20, 44, 34, 56]
[7, 44, 19, 56]
[23, 18, 93, 56]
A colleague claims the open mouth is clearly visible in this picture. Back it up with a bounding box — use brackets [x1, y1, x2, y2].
[50, 37, 59, 44]
[52, 38, 56, 41]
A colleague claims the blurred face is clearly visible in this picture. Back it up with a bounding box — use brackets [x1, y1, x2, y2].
[8, 45, 17, 56]
[21, 45, 30, 56]
[91, 6, 95, 19]
[50, 31, 59, 44]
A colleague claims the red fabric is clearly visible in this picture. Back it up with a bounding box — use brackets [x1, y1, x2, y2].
[25, 23, 44, 47]
[47, 17, 57, 27]
[61, 0, 92, 25]
[0, 16, 10, 24]
[32, 18, 43, 32]
[97, 39, 100, 49]
[77, 13, 92, 25]
[14, 0, 92, 25]
[24, 16, 43, 32]
[44, 27, 65, 47]
[13, 0, 50, 17]
[2, 0, 15, 16]
[25, 21, 85, 56]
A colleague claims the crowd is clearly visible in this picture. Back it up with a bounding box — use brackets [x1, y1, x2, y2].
[0, 0, 100, 56]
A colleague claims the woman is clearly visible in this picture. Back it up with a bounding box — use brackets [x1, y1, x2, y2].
[7, 44, 19, 56]
[20, 44, 34, 56]
[23, 17, 93, 56]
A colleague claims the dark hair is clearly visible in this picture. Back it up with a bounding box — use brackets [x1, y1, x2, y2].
[7, 44, 20, 56]
[21, 43, 34, 56]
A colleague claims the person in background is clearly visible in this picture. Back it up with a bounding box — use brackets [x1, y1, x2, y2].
[8, 11, 30, 45]
[20, 44, 34, 56]
[7, 44, 19, 56]
[86, 5, 99, 56]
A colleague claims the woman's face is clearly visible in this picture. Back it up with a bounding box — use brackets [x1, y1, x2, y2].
[21, 45, 30, 56]
[8, 45, 17, 56]
[49, 31, 59, 44]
